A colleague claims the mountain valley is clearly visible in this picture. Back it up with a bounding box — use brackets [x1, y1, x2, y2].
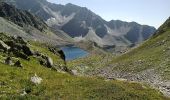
[0, 0, 170, 99]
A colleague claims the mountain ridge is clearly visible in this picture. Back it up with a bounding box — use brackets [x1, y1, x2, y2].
[0, 2, 48, 32]
[4, 0, 156, 49]
[0, 2, 71, 46]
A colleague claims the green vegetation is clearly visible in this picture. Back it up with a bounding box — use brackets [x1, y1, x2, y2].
[108, 19, 170, 80]
[0, 33, 168, 99]
[67, 53, 113, 75]
[0, 60, 168, 99]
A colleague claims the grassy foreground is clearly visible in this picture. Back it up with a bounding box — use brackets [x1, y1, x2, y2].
[0, 40, 168, 100]
[0, 61, 168, 100]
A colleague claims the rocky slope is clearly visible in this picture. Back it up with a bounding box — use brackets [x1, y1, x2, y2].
[0, 2, 71, 46]
[0, 2, 47, 32]
[4, 0, 156, 49]
[66, 18, 170, 98]
[89, 17, 170, 97]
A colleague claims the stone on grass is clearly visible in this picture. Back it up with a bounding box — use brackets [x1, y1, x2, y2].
[5, 57, 12, 65]
[39, 55, 53, 68]
[47, 57, 53, 68]
[30, 74, 42, 85]
[20, 90, 27, 96]
[14, 60, 23, 68]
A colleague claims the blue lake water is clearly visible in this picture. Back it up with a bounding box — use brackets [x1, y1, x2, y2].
[61, 46, 89, 61]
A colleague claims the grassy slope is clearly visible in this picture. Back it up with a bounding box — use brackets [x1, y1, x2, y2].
[67, 53, 113, 75]
[108, 18, 170, 80]
[68, 18, 170, 81]
[0, 38, 168, 99]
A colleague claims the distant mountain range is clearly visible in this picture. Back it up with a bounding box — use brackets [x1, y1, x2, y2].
[3, 0, 156, 48]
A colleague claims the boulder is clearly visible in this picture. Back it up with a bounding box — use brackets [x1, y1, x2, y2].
[47, 57, 53, 68]
[5, 57, 12, 65]
[33, 51, 42, 56]
[39, 55, 53, 68]
[39, 58, 46, 66]
[20, 90, 27, 96]
[30, 74, 42, 85]
[22, 45, 33, 56]
[58, 50, 66, 61]
[0, 40, 10, 52]
[14, 52, 30, 60]
[14, 60, 23, 67]
[49, 47, 57, 54]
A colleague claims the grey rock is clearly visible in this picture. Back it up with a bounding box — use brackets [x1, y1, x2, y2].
[22, 45, 33, 56]
[47, 57, 53, 68]
[39, 55, 53, 68]
[33, 51, 40, 56]
[30, 74, 42, 84]
[0, 40, 10, 52]
[5, 57, 12, 65]
[14, 60, 23, 67]
[58, 50, 66, 61]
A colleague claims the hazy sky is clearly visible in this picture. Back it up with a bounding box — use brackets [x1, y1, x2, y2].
[47, 0, 170, 28]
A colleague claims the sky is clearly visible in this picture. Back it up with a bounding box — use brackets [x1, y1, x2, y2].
[47, 0, 170, 28]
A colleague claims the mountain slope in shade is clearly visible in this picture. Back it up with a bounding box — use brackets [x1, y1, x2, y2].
[4, 0, 156, 48]
[0, 2, 70, 45]
[0, 2, 48, 32]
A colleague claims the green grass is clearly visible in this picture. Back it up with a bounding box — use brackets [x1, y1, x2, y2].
[0, 61, 168, 100]
[66, 45, 114, 75]
[0, 39, 168, 99]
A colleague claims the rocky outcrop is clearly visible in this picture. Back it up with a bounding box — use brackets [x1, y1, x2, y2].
[39, 55, 53, 68]
[57, 50, 66, 61]
[0, 40, 10, 52]
[4, 37, 33, 60]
